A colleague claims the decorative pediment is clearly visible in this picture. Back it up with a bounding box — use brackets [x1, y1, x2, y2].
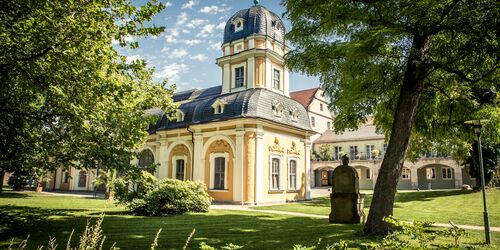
[272, 100, 284, 118]
[289, 106, 299, 122]
[212, 99, 227, 115]
[269, 137, 284, 154]
[287, 141, 300, 156]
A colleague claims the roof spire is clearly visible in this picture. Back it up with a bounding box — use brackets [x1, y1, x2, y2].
[254, 0, 259, 6]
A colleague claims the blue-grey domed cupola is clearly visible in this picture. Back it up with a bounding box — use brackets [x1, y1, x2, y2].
[223, 5, 286, 44]
[216, 2, 290, 97]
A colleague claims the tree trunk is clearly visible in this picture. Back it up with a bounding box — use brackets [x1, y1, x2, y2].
[0, 170, 5, 194]
[364, 35, 432, 235]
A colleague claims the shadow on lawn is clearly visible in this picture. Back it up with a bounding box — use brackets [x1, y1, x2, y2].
[0, 205, 371, 250]
[0, 192, 29, 199]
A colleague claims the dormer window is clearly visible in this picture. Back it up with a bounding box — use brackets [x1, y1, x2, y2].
[289, 107, 299, 122]
[212, 99, 226, 115]
[232, 18, 244, 32]
[272, 100, 284, 118]
[176, 110, 185, 122]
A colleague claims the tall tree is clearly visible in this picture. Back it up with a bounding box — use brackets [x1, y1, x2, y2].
[0, 0, 176, 193]
[284, 0, 499, 234]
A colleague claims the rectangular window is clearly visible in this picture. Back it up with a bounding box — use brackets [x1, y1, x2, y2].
[327, 121, 331, 130]
[289, 159, 297, 190]
[311, 116, 315, 127]
[273, 69, 280, 90]
[235, 67, 244, 88]
[426, 168, 436, 180]
[63, 172, 70, 183]
[349, 146, 358, 160]
[365, 169, 371, 179]
[442, 167, 453, 179]
[320, 103, 323, 111]
[366, 145, 375, 159]
[214, 157, 225, 189]
[78, 171, 87, 187]
[334, 146, 342, 161]
[271, 158, 280, 190]
[176, 159, 185, 180]
[402, 168, 411, 179]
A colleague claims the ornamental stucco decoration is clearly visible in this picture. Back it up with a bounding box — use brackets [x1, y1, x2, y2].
[269, 137, 284, 154]
[287, 141, 300, 156]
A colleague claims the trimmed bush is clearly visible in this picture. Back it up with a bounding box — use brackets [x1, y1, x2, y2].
[133, 179, 212, 216]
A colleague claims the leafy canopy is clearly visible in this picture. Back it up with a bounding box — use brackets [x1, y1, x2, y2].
[284, 0, 499, 159]
[0, 0, 176, 177]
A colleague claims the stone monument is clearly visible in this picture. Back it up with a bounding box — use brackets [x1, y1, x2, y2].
[329, 155, 365, 224]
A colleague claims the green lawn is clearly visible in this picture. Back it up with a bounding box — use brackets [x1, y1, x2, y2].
[254, 189, 500, 227]
[0, 191, 499, 249]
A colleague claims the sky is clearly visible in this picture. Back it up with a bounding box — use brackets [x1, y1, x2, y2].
[119, 0, 320, 92]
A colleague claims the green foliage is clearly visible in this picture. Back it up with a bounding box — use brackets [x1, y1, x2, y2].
[113, 169, 159, 205]
[133, 179, 212, 216]
[464, 143, 500, 188]
[320, 144, 333, 161]
[0, 0, 176, 181]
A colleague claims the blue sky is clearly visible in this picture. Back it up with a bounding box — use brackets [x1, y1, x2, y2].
[120, 0, 320, 92]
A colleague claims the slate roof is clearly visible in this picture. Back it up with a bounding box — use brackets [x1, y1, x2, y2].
[223, 5, 285, 44]
[150, 87, 313, 132]
[290, 88, 319, 108]
[314, 124, 385, 143]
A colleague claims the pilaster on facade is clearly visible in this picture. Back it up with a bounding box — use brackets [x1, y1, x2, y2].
[193, 131, 204, 182]
[454, 166, 463, 188]
[303, 139, 312, 200]
[158, 140, 168, 179]
[233, 127, 245, 204]
[254, 125, 264, 204]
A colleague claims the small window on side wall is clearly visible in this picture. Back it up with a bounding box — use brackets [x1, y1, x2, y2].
[235, 67, 244, 88]
[273, 69, 281, 90]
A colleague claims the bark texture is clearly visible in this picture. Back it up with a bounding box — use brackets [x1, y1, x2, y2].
[0, 170, 4, 194]
[364, 35, 432, 235]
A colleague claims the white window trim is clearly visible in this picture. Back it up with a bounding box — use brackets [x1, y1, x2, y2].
[442, 167, 453, 180]
[176, 110, 185, 122]
[173, 155, 187, 181]
[426, 167, 436, 180]
[233, 18, 244, 32]
[288, 157, 300, 191]
[77, 170, 88, 188]
[401, 168, 411, 180]
[231, 62, 246, 90]
[269, 154, 284, 191]
[272, 67, 282, 91]
[212, 99, 227, 114]
[209, 152, 229, 191]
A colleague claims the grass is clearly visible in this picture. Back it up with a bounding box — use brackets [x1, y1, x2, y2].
[0, 191, 499, 249]
[254, 189, 500, 227]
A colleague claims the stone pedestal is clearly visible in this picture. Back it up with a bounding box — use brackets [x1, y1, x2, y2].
[329, 155, 366, 224]
[329, 193, 365, 224]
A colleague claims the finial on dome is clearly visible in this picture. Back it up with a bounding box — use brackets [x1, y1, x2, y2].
[254, 0, 260, 5]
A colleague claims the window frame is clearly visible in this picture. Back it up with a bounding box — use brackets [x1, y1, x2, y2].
[334, 146, 342, 161]
[442, 167, 453, 180]
[269, 155, 283, 191]
[63, 172, 70, 184]
[426, 167, 436, 180]
[288, 157, 300, 191]
[234, 66, 245, 89]
[173, 155, 187, 181]
[365, 144, 375, 159]
[272, 68, 281, 90]
[209, 152, 229, 191]
[349, 146, 359, 160]
[311, 116, 315, 127]
[401, 168, 411, 180]
[78, 171, 87, 188]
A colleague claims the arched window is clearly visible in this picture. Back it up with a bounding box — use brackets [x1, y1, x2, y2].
[138, 149, 155, 174]
[176, 110, 185, 122]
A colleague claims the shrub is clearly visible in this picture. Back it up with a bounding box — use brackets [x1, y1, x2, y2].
[134, 179, 212, 216]
[113, 169, 159, 204]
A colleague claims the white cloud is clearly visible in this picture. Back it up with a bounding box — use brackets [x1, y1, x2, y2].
[177, 12, 188, 25]
[125, 54, 142, 64]
[185, 19, 208, 29]
[164, 28, 179, 43]
[168, 48, 189, 59]
[123, 35, 136, 42]
[208, 41, 221, 51]
[190, 53, 209, 61]
[183, 39, 202, 46]
[164, 2, 172, 8]
[160, 47, 170, 53]
[198, 24, 215, 37]
[200, 5, 231, 14]
[154, 63, 189, 82]
[216, 22, 225, 30]
[182, 0, 198, 9]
